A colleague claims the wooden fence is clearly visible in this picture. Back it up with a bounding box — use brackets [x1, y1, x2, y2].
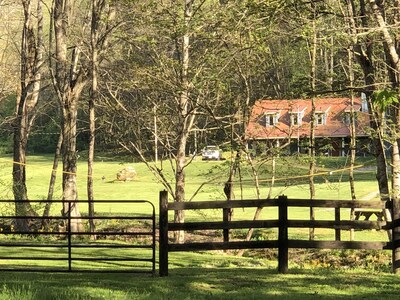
[159, 190, 399, 276]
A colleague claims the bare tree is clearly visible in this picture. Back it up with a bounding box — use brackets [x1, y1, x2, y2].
[13, 0, 43, 229]
[87, 0, 102, 234]
[87, 0, 115, 233]
[308, 17, 317, 241]
[347, 47, 357, 241]
[51, 0, 87, 231]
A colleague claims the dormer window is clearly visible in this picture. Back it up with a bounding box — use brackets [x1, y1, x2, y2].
[343, 111, 357, 125]
[289, 107, 306, 126]
[315, 106, 330, 126]
[315, 112, 326, 125]
[291, 113, 299, 125]
[264, 112, 280, 126]
[290, 113, 304, 126]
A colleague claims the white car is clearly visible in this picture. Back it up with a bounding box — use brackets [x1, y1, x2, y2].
[201, 146, 222, 160]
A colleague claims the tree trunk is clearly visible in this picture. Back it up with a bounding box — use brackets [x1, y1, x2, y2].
[61, 92, 81, 231]
[42, 130, 63, 229]
[53, 0, 85, 232]
[13, 117, 32, 231]
[46, 131, 63, 203]
[345, 48, 357, 241]
[87, 0, 103, 234]
[13, 0, 43, 230]
[267, 155, 276, 200]
[308, 19, 317, 241]
[346, 0, 391, 239]
[174, 136, 186, 244]
[223, 149, 241, 243]
[173, 0, 195, 244]
[13, 108, 29, 203]
[368, 0, 400, 250]
[392, 121, 400, 274]
[367, 0, 400, 272]
[237, 152, 274, 257]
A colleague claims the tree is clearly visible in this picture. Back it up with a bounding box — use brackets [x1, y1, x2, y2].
[308, 15, 317, 241]
[100, 0, 250, 243]
[88, 0, 116, 233]
[13, 0, 44, 229]
[87, 0, 100, 233]
[344, 0, 390, 204]
[51, 0, 88, 230]
[367, 0, 400, 273]
[347, 48, 357, 241]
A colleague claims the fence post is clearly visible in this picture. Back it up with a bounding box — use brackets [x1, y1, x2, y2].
[335, 207, 341, 241]
[223, 207, 230, 243]
[278, 195, 288, 274]
[391, 199, 400, 274]
[159, 190, 169, 277]
[67, 201, 72, 272]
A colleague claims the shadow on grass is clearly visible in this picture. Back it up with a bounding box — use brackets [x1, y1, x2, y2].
[0, 267, 399, 300]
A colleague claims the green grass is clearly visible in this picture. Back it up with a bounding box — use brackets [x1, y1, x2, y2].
[0, 250, 398, 299]
[0, 154, 379, 203]
[0, 154, 396, 299]
[0, 154, 388, 243]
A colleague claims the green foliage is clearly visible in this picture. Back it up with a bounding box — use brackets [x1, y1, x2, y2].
[372, 89, 399, 111]
[293, 249, 391, 273]
[27, 132, 59, 154]
[0, 139, 12, 155]
[0, 95, 15, 155]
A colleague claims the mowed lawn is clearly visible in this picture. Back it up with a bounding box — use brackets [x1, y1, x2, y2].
[0, 154, 380, 203]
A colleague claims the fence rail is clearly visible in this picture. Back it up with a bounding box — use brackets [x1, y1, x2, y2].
[159, 191, 398, 276]
[0, 200, 156, 274]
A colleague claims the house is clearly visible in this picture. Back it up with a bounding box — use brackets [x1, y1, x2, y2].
[245, 98, 371, 156]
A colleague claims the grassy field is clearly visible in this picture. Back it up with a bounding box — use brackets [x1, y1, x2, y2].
[0, 154, 380, 202]
[0, 153, 384, 224]
[0, 154, 388, 241]
[0, 154, 397, 299]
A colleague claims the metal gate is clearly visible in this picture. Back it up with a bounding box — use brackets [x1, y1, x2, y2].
[0, 200, 156, 275]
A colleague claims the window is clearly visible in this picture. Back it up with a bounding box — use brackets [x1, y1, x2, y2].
[344, 112, 350, 125]
[343, 111, 357, 125]
[290, 112, 302, 126]
[292, 114, 298, 125]
[315, 113, 326, 125]
[266, 114, 274, 126]
[265, 113, 279, 126]
[289, 107, 305, 126]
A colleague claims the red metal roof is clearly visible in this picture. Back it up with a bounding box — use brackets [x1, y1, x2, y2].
[246, 98, 370, 140]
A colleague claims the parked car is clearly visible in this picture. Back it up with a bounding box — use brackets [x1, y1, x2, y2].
[201, 145, 222, 160]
